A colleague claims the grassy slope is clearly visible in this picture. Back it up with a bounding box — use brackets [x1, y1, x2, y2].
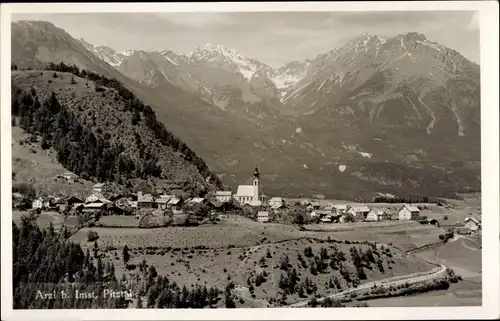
[11, 126, 94, 198]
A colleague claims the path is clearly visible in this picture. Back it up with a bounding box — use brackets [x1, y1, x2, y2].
[288, 264, 447, 308]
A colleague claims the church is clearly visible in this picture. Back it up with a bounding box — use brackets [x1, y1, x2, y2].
[234, 167, 262, 207]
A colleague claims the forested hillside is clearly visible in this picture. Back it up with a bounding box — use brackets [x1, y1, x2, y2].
[13, 217, 223, 309]
[11, 63, 223, 196]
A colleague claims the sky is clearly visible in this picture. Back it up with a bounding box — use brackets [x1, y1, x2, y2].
[12, 11, 480, 68]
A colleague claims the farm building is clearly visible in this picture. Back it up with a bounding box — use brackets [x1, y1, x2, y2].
[137, 191, 156, 208]
[455, 227, 471, 235]
[12, 192, 23, 200]
[320, 214, 333, 223]
[269, 197, 285, 208]
[306, 201, 321, 210]
[86, 193, 111, 205]
[333, 204, 348, 214]
[323, 203, 335, 213]
[347, 205, 370, 220]
[106, 205, 126, 216]
[83, 202, 107, 213]
[464, 217, 481, 231]
[92, 183, 110, 194]
[257, 211, 269, 223]
[32, 198, 43, 209]
[366, 209, 389, 221]
[398, 204, 420, 220]
[63, 172, 77, 182]
[155, 198, 170, 210]
[187, 197, 209, 206]
[310, 210, 329, 218]
[215, 191, 232, 203]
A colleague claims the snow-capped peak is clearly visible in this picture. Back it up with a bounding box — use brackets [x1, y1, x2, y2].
[120, 49, 135, 57]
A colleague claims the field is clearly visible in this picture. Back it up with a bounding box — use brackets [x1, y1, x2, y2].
[415, 237, 482, 281]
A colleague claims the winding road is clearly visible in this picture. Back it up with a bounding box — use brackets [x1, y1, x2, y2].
[289, 264, 448, 308]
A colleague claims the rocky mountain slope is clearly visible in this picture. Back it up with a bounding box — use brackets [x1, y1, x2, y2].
[11, 20, 481, 200]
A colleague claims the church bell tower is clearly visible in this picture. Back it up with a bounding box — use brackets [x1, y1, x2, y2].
[253, 166, 260, 202]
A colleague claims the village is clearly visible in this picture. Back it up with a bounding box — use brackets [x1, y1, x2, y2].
[13, 167, 482, 235]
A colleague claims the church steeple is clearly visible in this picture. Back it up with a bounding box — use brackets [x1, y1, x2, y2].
[253, 166, 260, 179]
[253, 165, 260, 202]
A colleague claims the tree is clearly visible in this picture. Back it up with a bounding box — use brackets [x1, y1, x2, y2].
[123, 245, 130, 264]
[224, 282, 236, 308]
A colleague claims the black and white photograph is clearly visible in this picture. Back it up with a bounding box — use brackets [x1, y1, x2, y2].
[1, 2, 498, 320]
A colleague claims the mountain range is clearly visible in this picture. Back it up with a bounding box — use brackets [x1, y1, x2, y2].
[11, 20, 481, 200]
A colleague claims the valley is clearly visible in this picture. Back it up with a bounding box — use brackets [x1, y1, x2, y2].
[9, 15, 482, 311]
[10, 20, 481, 200]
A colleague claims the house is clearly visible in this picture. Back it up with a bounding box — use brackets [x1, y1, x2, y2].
[83, 202, 107, 213]
[365, 210, 379, 222]
[323, 203, 335, 213]
[257, 211, 269, 223]
[464, 217, 481, 231]
[215, 191, 232, 203]
[32, 198, 43, 209]
[63, 172, 77, 182]
[269, 197, 285, 208]
[456, 227, 471, 235]
[398, 204, 420, 220]
[12, 192, 24, 200]
[366, 209, 388, 222]
[306, 201, 321, 210]
[320, 214, 333, 223]
[310, 210, 329, 218]
[168, 197, 184, 210]
[155, 198, 170, 210]
[106, 205, 126, 216]
[137, 191, 156, 208]
[92, 183, 105, 193]
[187, 197, 207, 206]
[86, 193, 111, 205]
[333, 204, 348, 214]
[390, 214, 400, 221]
[347, 205, 371, 220]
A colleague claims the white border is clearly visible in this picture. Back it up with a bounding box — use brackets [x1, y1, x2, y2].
[1, 2, 499, 320]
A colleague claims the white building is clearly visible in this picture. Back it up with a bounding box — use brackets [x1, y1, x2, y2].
[398, 204, 420, 220]
[333, 204, 348, 214]
[234, 168, 261, 206]
[257, 211, 269, 223]
[366, 209, 388, 222]
[347, 205, 371, 220]
[215, 191, 232, 203]
[92, 183, 105, 193]
[32, 198, 43, 209]
[464, 217, 481, 231]
[269, 197, 285, 208]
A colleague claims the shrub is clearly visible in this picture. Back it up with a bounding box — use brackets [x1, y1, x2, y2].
[87, 230, 99, 242]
